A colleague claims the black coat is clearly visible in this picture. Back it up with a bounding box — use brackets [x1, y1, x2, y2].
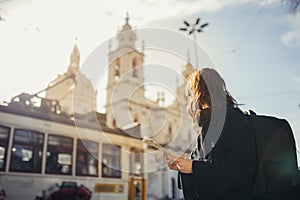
[180, 107, 256, 200]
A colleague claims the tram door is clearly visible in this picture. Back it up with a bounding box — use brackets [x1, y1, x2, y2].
[129, 178, 146, 200]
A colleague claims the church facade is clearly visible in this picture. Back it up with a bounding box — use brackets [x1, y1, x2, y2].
[104, 16, 196, 199]
[42, 16, 196, 199]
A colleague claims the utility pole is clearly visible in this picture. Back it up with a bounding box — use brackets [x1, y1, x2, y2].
[179, 18, 209, 68]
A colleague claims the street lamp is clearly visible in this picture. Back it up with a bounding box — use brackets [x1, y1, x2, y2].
[179, 18, 209, 68]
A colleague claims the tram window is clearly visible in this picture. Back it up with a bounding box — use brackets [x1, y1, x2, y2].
[46, 135, 73, 175]
[130, 149, 142, 176]
[10, 129, 43, 173]
[0, 126, 10, 171]
[101, 144, 121, 178]
[76, 139, 98, 176]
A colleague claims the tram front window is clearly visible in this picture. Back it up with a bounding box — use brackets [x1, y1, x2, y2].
[10, 129, 43, 173]
[0, 126, 10, 171]
[102, 144, 121, 178]
[76, 139, 98, 176]
[46, 135, 73, 175]
[130, 149, 142, 176]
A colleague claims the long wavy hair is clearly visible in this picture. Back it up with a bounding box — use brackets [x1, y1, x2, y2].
[186, 68, 237, 125]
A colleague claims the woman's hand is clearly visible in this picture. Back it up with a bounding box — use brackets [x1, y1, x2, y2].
[163, 152, 193, 174]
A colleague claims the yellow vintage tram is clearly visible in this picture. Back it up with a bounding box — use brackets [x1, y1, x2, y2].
[0, 93, 147, 200]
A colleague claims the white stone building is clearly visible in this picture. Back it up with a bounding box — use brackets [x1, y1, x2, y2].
[45, 16, 196, 199]
[105, 16, 196, 199]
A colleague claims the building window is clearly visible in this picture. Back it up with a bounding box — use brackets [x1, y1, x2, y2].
[114, 59, 120, 80]
[0, 126, 10, 171]
[167, 124, 173, 141]
[132, 58, 137, 67]
[46, 135, 73, 175]
[132, 58, 137, 78]
[76, 139, 98, 176]
[10, 129, 44, 173]
[112, 118, 116, 127]
[168, 125, 172, 134]
[102, 144, 121, 178]
[114, 65, 120, 80]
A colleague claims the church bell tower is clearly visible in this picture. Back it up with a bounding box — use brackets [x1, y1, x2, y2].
[106, 14, 145, 128]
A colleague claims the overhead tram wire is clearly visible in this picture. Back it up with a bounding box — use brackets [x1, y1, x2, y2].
[33, 73, 76, 97]
[220, 2, 266, 65]
[239, 88, 300, 100]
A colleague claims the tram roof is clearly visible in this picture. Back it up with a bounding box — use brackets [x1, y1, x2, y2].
[0, 93, 141, 139]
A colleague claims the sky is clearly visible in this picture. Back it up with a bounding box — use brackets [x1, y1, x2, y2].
[0, 0, 300, 161]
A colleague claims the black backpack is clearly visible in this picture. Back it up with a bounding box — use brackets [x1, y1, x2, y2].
[245, 110, 300, 199]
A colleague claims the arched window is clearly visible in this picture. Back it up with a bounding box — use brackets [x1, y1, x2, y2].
[167, 125, 173, 141]
[132, 58, 137, 78]
[114, 65, 120, 80]
[114, 59, 120, 80]
[168, 125, 172, 134]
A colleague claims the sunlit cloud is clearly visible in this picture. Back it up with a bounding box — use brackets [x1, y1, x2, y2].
[282, 31, 300, 46]
[294, 76, 300, 84]
[134, 0, 269, 22]
[281, 14, 300, 47]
